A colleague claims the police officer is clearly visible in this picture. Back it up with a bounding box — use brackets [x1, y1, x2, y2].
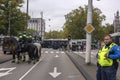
[18, 32, 28, 44]
[97, 35, 120, 80]
[96, 41, 105, 80]
[27, 33, 33, 43]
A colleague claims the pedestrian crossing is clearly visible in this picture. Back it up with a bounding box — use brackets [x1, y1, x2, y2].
[41, 50, 65, 54]
[41, 50, 97, 58]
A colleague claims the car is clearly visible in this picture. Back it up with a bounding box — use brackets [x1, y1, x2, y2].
[2, 45, 10, 54]
[2, 36, 11, 54]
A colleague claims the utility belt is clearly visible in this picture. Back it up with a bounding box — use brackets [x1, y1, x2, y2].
[98, 60, 118, 69]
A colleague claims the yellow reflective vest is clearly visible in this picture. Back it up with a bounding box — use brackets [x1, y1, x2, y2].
[98, 43, 116, 67]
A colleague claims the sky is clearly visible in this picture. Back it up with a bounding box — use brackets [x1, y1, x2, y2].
[21, 0, 120, 32]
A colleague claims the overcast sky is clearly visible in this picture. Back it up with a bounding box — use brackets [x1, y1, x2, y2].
[21, 0, 120, 32]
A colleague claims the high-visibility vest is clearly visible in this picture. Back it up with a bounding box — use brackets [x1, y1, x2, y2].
[19, 36, 22, 38]
[98, 43, 116, 67]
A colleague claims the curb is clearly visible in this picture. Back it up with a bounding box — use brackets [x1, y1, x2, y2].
[0, 55, 12, 64]
[66, 51, 96, 80]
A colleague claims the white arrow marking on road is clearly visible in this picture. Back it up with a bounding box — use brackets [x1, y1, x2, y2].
[54, 54, 59, 58]
[49, 67, 61, 78]
[0, 73, 11, 77]
[0, 67, 16, 77]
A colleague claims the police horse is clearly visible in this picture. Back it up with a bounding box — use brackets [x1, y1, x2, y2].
[21, 42, 41, 64]
[3, 37, 20, 63]
[3, 36, 41, 64]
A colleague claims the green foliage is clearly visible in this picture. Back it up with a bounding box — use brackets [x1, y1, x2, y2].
[45, 30, 64, 39]
[45, 5, 114, 40]
[0, 0, 26, 36]
[27, 29, 36, 36]
[63, 5, 108, 40]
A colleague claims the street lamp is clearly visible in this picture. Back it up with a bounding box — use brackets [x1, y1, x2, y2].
[8, 0, 11, 36]
[40, 11, 43, 41]
[85, 0, 100, 64]
[26, 0, 29, 33]
[48, 19, 51, 38]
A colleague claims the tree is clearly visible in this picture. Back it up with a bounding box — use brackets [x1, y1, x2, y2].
[63, 6, 106, 40]
[0, 0, 26, 36]
[45, 30, 64, 39]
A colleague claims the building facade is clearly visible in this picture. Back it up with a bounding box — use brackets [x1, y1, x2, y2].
[113, 11, 120, 32]
[28, 18, 45, 40]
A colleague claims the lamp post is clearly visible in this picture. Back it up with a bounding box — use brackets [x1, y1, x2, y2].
[8, 0, 11, 36]
[26, 0, 29, 33]
[85, 0, 93, 64]
[48, 18, 51, 38]
[85, 0, 100, 64]
[41, 11, 43, 41]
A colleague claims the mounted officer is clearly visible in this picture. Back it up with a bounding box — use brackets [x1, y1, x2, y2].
[18, 32, 28, 44]
[26, 33, 33, 43]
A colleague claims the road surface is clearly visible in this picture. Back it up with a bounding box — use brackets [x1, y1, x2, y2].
[0, 48, 85, 80]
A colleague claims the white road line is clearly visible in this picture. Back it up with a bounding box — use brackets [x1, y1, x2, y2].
[56, 51, 59, 53]
[50, 51, 54, 54]
[45, 51, 48, 53]
[19, 59, 42, 80]
[61, 51, 65, 54]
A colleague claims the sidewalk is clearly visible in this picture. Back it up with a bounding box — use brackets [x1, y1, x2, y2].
[67, 51, 97, 80]
[0, 46, 12, 64]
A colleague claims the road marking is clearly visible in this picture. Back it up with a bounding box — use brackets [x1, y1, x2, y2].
[0, 67, 16, 77]
[50, 51, 54, 54]
[54, 54, 59, 58]
[61, 51, 65, 54]
[45, 51, 48, 53]
[19, 59, 42, 80]
[56, 51, 59, 53]
[49, 67, 61, 78]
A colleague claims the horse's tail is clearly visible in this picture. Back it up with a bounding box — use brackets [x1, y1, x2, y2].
[33, 43, 41, 59]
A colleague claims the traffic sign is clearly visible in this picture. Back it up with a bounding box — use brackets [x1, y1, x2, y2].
[84, 24, 95, 33]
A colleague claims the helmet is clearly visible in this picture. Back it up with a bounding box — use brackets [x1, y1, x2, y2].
[22, 31, 27, 35]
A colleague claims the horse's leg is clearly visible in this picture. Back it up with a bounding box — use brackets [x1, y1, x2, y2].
[11, 51, 15, 63]
[39, 47, 41, 59]
[17, 44, 22, 63]
[34, 47, 39, 63]
[16, 51, 21, 64]
[27, 50, 32, 63]
[32, 47, 37, 64]
[22, 52, 26, 62]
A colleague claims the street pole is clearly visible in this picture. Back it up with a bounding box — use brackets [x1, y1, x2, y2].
[26, 0, 29, 33]
[8, 7, 11, 36]
[85, 0, 92, 64]
[8, 0, 11, 36]
[41, 11, 43, 41]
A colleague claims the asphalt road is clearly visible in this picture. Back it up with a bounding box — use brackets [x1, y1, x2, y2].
[0, 48, 85, 80]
